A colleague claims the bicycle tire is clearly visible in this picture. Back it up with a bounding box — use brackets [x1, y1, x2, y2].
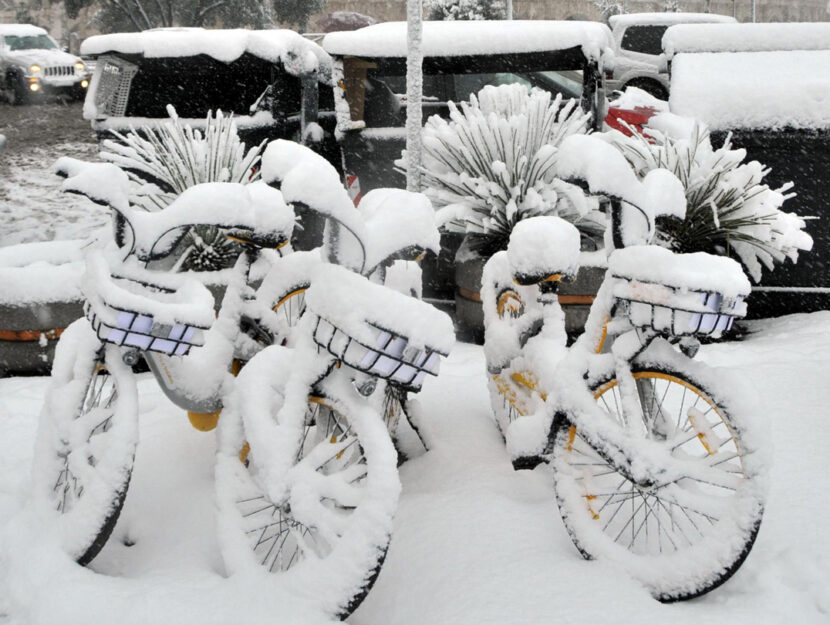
[31, 319, 137, 564]
[549, 355, 765, 602]
[215, 345, 399, 619]
[271, 282, 309, 343]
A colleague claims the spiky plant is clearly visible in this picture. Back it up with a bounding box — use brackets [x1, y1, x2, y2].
[100, 106, 266, 271]
[409, 83, 601, 257]
[611, 122, 812, 281]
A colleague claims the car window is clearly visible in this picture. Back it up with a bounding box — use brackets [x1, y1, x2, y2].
[350, 70, 581, 128]
[4, 34, 58, 51]
[620, 25, 669, 56]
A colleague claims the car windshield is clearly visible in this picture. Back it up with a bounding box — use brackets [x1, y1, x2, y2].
[620, 25, 669, 56]
[4, 34, 58, 51]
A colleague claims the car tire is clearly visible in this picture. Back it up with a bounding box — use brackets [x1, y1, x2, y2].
[5, 73, 27, 105]
[623, 78, 668, 102]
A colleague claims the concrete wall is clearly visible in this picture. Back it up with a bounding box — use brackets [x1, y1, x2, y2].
[2, 0, 827, 49]
[314, 0, 829, 25]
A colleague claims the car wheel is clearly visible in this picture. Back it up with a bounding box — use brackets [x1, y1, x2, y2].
[623, 78, 668, 102]
[6, 73, 27, 105]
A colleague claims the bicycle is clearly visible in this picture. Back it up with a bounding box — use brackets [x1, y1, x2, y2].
[31, 160, 296, 566]
[253, 139, 442, 461]
[482, 134, 767, 601]
[214, 142, 453, 618]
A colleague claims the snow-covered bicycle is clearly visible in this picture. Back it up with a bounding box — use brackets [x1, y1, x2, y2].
[252, 139, 442, 460]
[214, 141, 453, 618]
[31, 159, 295, 565]
[483, 135, 767, 601]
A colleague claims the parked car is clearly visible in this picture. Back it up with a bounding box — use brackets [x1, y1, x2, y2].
[665, 22, 830, 318]
[80, 27, 339, 163]
[606, 12, 735, 100]
[0, 24, 90, 104]
[323, 20, 613, 336]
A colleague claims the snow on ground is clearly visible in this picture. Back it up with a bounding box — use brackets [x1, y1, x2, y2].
[0, 103, 108, 247]
[1, 314, 829, 624]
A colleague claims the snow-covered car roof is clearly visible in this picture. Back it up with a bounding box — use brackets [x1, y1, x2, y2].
[81, 27, 331, 77]
[663, 23, 830, 58]
[0, 24, 49, 37]
[609, 12, 735, 29]
[669, 50, 830, 131]
[322, 20, 613, 63]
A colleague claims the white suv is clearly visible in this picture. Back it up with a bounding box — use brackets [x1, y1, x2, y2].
[0, 24, 90, 104]
[607, 12, 735, 100]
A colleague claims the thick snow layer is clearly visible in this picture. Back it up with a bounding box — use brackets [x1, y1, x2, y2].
[0, 258, 83, 306]
[88, 111, 278, 131]
[610, 245, 751, 304]
[322, 20, 613, 62]
[506, 216, 581, 282]
[555, 134, 686, 240]
[359, 189, 440, 272]
[609, 12, 735, 30]
[2, 315, 830, 623]
[0, 24, 49, 36]
[305, 264, 454, 355]
[0, 241, 84, 306]
[81, 28, 331, 78]
[0, 239, 84, 268]
[670, 51, 830, 131]
[663, 23, 830, 58]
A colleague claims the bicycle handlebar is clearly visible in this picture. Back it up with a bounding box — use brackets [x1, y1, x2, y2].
[556, 135, 686, 247]
[55, 157, 295, 262]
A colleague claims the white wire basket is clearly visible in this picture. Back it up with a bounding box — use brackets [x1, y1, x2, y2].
[84, 266, 213, 356]
[613, 278, 746, 338]
[312, 315, 446, 392]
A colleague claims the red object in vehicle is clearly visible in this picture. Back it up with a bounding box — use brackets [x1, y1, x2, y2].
[604, 105, 660, 138]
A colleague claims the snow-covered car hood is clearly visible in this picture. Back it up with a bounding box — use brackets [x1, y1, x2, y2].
[4, 48, 82, 68]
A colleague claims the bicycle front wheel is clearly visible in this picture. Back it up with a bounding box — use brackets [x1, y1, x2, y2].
[31, 318, 137, 565]
[550, 359, 766, 601]
[216, 346, 399, 619]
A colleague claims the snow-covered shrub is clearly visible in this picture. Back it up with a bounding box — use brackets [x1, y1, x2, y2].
[410, 83, 601, 256]
[592, 0, 626, 21]
[426, 0, 506, 21]
[100, 106, 265, 271]
[610, 121, 813, 281]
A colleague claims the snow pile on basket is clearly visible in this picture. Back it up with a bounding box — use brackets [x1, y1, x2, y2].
[610, 246, 750, 337]
[83, 250, 215, 355]
[306, 265, 454, 391]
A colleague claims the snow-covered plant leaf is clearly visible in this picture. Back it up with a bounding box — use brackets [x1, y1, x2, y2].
[610, 121, 813, 281]
[405, 83, 600, 256]
[100, 106, 266, 270]
[425, 0, 507, 21]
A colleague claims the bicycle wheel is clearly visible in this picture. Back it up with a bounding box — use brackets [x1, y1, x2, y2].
[31, 319, 137, 565]
[550, 358, 765, 601]
[216, 346, 399, 619]
[271, 282, 308, 342]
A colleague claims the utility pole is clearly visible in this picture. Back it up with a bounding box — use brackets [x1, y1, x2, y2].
[506, 0, 513, 19]
[406, 0, 423, 193]
[752, 0, 756, 22]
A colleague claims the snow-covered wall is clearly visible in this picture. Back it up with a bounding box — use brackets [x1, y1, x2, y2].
[320, 0, 828, 24]
[6, 0, 827, 56]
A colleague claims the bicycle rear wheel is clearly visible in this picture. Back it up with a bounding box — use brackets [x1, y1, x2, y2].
[32, 319, 137, 565]
[550, 358, 765, 601]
